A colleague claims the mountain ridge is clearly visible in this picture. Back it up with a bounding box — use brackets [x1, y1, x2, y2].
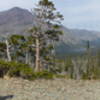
[0, 7, 100, 57]
[0, 7, 100, 41]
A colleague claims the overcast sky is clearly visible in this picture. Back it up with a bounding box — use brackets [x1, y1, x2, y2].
[0, 0, 100, 31]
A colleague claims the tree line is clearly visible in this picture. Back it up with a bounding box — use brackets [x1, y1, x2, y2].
[0, 0, 100, 80]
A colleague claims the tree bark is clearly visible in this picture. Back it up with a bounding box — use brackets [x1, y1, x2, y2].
[35, 38, 41, 72]
[25, 52, 28, 64]
[5, 40, 11, 62]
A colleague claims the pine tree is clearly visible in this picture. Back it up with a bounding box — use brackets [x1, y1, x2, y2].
[29, 0, 63, 72]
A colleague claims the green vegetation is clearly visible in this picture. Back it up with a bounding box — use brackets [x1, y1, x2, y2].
[0, 60, 32, 78]
[0, 60, 54, 80]
[0, 0, 100, 80]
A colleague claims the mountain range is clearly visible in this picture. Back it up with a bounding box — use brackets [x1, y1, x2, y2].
[0, 7, 100, 57]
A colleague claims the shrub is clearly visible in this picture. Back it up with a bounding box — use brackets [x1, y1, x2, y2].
[55, 74, 67, 78]
[0, 60, 33, 78]
[33, 71, 54, 80]
[0, 60, 54, 80]
[82, 72, 89, 80]
[92, 68, 100, 79]
[19, 66, 33, 79]
[82, 67, 100, 80]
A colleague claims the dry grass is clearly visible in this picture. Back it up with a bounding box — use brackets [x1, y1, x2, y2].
[0, 78, 100, 100]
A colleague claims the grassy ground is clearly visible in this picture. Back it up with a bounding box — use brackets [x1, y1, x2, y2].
[0, 78, 100, 100]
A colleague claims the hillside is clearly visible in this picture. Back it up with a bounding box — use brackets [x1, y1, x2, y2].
[61, 27, 100, 44]
[0, 7, 100, 57]
[0, 7, 34, 35]
[0, 7, 100, 40]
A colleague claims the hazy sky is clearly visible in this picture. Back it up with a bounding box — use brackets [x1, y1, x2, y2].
[0, 0, 100, 31]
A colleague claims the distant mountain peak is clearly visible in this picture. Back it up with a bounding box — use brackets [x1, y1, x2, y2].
[11, 7, 22, 10]
[9, 7, 28, 12]
[0, 7, 34, 34]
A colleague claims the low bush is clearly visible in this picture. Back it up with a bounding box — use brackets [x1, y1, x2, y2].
[33, 71, 54, 80]
[0, 60, 54, 80]
[91, 68, 100, 79]
[0, 60, 33, 79]
[55, 74, 67, 78]
[82, 68, 100, 80]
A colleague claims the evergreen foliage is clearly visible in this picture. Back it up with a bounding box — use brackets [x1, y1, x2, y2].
[0, 0, 100, 80]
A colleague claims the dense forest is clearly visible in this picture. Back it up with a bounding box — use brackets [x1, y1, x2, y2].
[0, 0, 100, 80]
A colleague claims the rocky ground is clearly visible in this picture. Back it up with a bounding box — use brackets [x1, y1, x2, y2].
[0, 78, 100, 100]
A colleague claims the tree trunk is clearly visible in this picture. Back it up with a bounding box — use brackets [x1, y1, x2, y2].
[35, 38, 41, 72]
[25, 52, 28, 64]
[5, 40, 11, 62]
